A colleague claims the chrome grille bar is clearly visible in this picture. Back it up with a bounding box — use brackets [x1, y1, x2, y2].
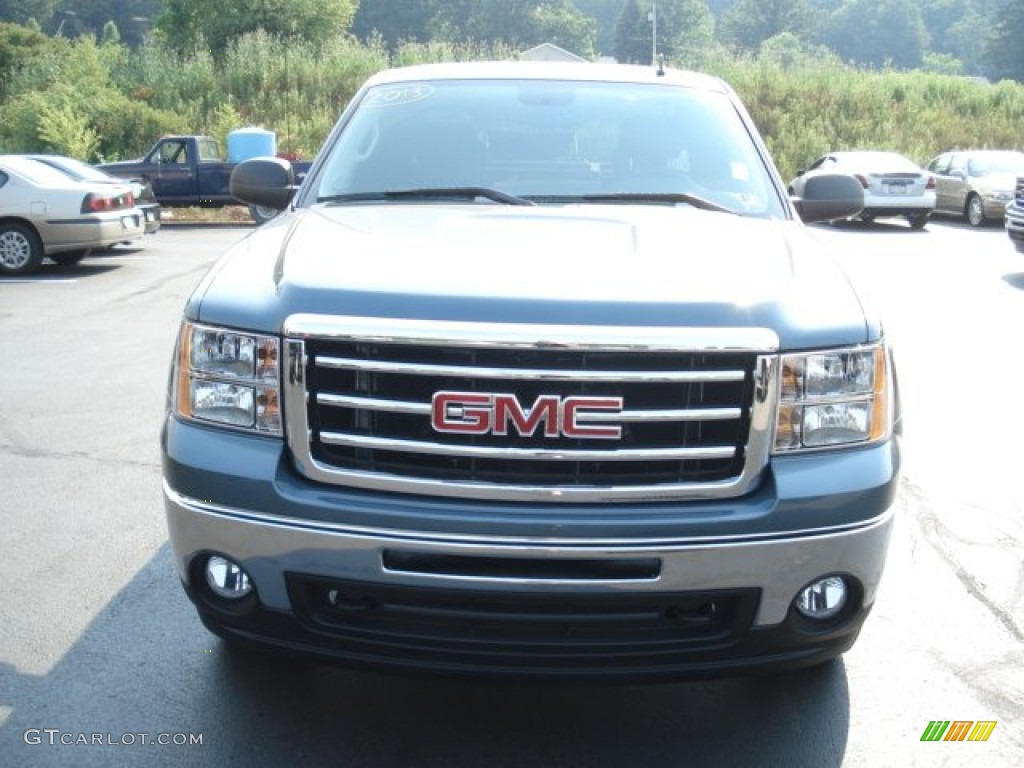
[319, 430, 736, 462]
[316, 393, 741, 423]
[316, 356, 746, 383]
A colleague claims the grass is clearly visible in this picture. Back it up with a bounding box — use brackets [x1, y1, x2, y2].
[161, 205, 255, 224]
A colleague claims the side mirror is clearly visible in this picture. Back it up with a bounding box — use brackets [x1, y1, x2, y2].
[792, 173, 864, 224]
[230, 157, 297, 210]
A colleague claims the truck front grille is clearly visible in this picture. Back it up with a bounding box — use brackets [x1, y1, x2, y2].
[283, 316, 778, 502]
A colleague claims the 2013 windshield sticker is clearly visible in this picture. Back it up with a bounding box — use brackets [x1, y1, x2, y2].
[364, 85, 434, 108]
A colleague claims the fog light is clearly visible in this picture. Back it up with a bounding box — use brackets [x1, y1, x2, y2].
[794, 576, 847, 620]
[204, 555, 252, 599]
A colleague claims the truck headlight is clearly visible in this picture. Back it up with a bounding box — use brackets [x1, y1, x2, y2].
[774, 344, 890, 452]
[175, 322, 281, 434]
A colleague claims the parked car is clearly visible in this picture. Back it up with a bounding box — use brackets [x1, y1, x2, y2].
[790, 150, 935, 229]
[925, 149, 1024, 227]
[27, 154, 161, 235]
[0, 154, 145, 275]
[1006, 177, 1024, 252]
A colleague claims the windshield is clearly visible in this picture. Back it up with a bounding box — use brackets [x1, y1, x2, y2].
[310, 78, 784, 218]
[967, 152, 1024, 177]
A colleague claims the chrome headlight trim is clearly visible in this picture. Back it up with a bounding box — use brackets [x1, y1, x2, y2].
[174, 321, 282, 436]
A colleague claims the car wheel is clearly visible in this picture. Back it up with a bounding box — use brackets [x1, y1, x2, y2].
[907, 213, 929, 230]
[248, 204, 280, 225]
[50, 249, 90, 267]
[965, 194, 986, 227]
[858, 212, 875, 223]
[0, 222, 44, 276]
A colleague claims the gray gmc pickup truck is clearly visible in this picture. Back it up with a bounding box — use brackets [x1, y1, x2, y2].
[161, 62, 901, 680]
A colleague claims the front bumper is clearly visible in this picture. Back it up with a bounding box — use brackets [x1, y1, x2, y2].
[163, 417, 900, 680]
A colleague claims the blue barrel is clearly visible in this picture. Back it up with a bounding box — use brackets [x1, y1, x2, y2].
[227, 127, 276, 162]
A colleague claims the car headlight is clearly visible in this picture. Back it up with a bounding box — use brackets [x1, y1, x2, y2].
[774, 344, 891, 452]
[174, 322, 281, 434]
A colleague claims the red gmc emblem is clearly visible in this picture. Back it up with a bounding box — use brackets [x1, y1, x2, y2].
[431, 391, 623, 439]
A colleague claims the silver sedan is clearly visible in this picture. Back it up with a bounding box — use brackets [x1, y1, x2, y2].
[790, 150, 935, 229]
[0, 154, 145, 276]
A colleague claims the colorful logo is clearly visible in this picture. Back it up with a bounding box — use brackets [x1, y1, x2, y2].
[920, 721, 997, 742]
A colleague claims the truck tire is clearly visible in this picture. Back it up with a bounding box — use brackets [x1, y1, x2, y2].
[248, 204, 280, 225]
[0, 222, 44, 276]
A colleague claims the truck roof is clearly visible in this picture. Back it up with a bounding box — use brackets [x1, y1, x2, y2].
[362, 61, 732, 94]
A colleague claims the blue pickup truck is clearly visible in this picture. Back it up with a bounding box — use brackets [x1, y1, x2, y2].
[162, 62, 901, 681]
[98, 135, 310, 223]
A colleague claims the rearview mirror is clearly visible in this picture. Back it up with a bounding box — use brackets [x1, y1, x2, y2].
[792, 173, 864, 224]
[230, 157, 297, 210]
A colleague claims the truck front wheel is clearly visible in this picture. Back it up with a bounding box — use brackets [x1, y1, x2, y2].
[248, 204, 280, 225]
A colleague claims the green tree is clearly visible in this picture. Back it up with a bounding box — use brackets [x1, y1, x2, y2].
[720, 0, 817, 52]
[658, 0, 715, 64]
[0, 21, 53, 100]
[0, 0, 58, 28]
[819, 0, 928, 69]
[574, 0, 624, 56]
[530, 3, 597, 58]
[427, 1, 596, 55]
[985, 0, 1024, 81]
[614, 0, 647, 63]
[36, 101, 100, 158]
[352, 0, 437, 48]
[615, 0, 714, 65]
[53, 1, 161, 48]
[941, 9, 990, 75]
[0, 36, 180, 157]
[757, 31, 834, 70]
[155, 0, 357, 56]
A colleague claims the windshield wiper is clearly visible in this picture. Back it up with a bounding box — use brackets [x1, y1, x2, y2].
[579, 192, 736, 214]
[319, 188, 535, 206]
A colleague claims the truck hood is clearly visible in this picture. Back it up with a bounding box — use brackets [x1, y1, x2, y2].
[96, 159, 144, 171]
[190, 204, 879, 350]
